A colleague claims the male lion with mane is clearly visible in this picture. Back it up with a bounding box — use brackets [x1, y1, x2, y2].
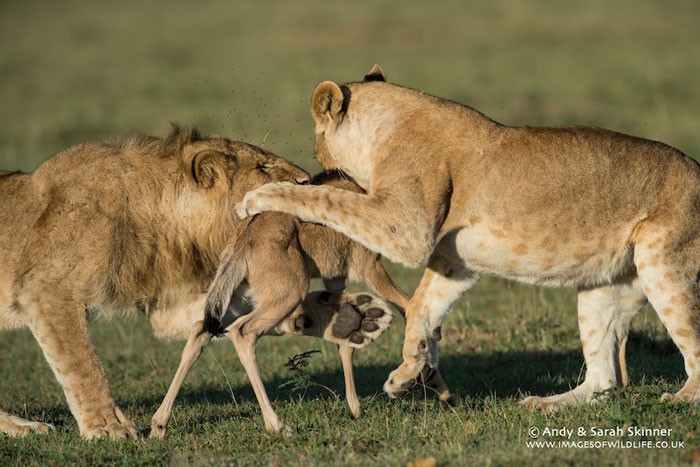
[0, 126, 391, 438]
[238, 65, 700, 411]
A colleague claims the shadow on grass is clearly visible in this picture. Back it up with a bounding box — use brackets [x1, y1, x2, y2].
[20, 331, 685, 435]
[135, 330, 686, 414]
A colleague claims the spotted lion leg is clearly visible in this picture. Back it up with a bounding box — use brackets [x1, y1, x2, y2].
[521, 276, 645, 411]
[383, 255, 479, 399]
[633, 227, 700, 404]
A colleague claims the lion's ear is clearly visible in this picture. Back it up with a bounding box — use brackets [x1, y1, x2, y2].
[191, 150, 224, 188]
[363, 64, 386, 82]
[311, 81, 345, 128]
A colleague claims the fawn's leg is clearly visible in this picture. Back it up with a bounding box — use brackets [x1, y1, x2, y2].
[150, 321, 213, 439]
[338, 345, 361, 419]
[229, 295, 303, 435]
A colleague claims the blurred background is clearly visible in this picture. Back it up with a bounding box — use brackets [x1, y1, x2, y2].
[2, 1, 700, 463]
[2, 0, 699, 175]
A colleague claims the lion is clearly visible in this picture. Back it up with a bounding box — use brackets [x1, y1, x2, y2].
[151, 170, 404, 438]
[237, 64, 700, 411]
[0, 126, 393, 438]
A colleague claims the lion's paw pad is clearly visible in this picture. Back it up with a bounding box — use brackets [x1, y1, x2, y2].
[332, 294, 393, 348]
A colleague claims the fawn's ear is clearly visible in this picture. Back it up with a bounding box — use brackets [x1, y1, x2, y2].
[191, 150, 225, 188]
[363, 64, 386, 82]
[311, 81, 345, 130]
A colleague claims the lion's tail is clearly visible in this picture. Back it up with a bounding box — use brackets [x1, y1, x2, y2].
[203, 237, 248, 336]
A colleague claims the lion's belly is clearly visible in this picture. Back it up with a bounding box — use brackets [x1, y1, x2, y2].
[450, 222, 636, 287]
[146, 285, 255, 341]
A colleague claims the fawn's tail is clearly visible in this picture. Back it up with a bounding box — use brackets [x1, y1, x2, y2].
[203, 238, 248, 336]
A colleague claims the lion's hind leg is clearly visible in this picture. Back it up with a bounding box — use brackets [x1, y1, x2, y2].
[634, 225, 700, 403]
[272, 291, 394, 349]
[521, 276, 646, 412]
[0, 410, 55, 437]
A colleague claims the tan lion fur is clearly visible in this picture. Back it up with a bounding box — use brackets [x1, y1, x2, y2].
[0, 126, 385, 438]
[150, 171, 401, 437]
[237, 65, 700, 410]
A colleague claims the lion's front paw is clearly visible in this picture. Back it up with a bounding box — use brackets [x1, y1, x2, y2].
[83, 421, 140, 440]
[520, 395, 562, 413]
[660, 390, 700, 404]
[235, 200, 252, 219]
[0, 411, 56, 437]
[235, 182, 296, 219]
[519, 383, 607, 412]
[280, 291, 394, 349]
[383, 363, 426, 399]
[23, 421, 55, 435]
[82, 407, 140, 440]
[235, 189, 263, 219]
[83, 424, 140, 440]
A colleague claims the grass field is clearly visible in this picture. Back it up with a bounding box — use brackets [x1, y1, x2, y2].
[2, 0, 700, 465]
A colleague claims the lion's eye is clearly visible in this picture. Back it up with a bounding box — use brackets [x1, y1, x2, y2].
[257, 163, 270, 173]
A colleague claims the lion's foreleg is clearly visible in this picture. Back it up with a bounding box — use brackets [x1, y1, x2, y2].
[270, 291, 395, 420]
[383, 259, 479, 399]
[24, 299, 139, 439]
[236, 183, 433, 268]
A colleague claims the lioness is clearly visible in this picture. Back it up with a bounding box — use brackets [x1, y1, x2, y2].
[237, 65, 700, 410]
[151, 171, 400, 437]
[0, 126, 391, 438]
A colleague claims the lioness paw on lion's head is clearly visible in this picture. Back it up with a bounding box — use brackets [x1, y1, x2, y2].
[232, 65, 700, 413]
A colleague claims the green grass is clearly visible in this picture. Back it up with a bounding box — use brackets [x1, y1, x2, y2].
[2, 281, 698, 465]
[2, 0, 700, 465]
